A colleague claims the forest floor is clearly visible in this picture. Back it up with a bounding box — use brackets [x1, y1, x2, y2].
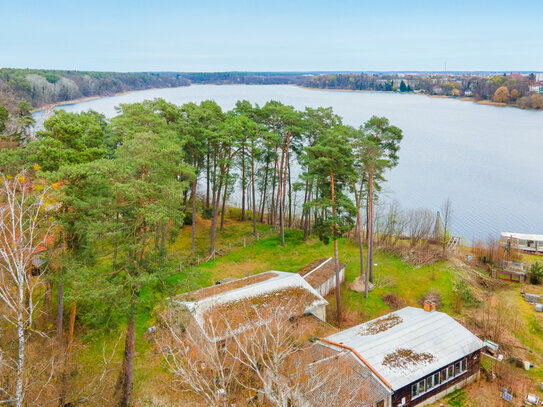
[75, 213, 543, 406]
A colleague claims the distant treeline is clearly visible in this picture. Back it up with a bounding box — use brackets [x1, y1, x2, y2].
[0, 69, 312, 112]
[0, 68, 191, 111]
[179, 71, 309, 85]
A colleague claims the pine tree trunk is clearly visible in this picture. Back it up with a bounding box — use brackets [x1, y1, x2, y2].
[59, 299, 76, 406]
[154, 224, 160, 250]
[56, 282, 64, 344]
[353, 182, 367, 298]
[192, 179, 197, 252]
[115, 309, 136, 407]
[275, 147, 285, 232]
[241, 145, 246, 221]
[270, 161, 277, 226]
[259, 160, 269, 224]
[251, 148, 257, 236]
[160, 224, 166, 252]
[210, 176, 223, 256]
[220, 176, 229, 232]
[330, 169, 342, 325]
[367, 167, 374, 283]
[287, 158, 292, 228]
[206, 153, 210, 208]
[44, 281, 52, 318]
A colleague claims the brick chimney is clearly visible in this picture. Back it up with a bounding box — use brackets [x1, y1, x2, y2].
[424, 300, 436, 312]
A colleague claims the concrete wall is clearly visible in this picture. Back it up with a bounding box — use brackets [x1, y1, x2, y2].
[311, 305, 327, 322]
[316, 267, 345, 297]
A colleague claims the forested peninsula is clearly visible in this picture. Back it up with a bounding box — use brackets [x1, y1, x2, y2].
[0, 69, 310, 112]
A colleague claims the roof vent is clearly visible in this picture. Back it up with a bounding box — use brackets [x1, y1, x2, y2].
[423, 300, 436, 312]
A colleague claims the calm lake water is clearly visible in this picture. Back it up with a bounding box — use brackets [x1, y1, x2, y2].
[33, 85, 543, 242]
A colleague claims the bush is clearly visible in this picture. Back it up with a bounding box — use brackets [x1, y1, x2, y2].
[451, 280, 477, 313]
[382, 293, 406, 309]
[530, 261, 543, 285]
[183, 211, 192, 226]
[201, 206, 213, 220]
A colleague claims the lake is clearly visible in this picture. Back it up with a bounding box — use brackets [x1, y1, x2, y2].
[33, 85, 543, 242]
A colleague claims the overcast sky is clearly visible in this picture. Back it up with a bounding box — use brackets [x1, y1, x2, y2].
[3, 0, 542, 72]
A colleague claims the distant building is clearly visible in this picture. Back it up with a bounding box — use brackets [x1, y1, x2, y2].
[318, 305, 484, 407]
[529, 85, 543, 94]
[432, 86, 442, 94]
[500, 232, 543, 253]
[463, 90, 473, 97]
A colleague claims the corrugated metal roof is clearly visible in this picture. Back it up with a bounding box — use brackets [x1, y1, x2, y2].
[171, 271, 329, 342]
[501, 232, 543, 241]
[323, 307, 484, 390]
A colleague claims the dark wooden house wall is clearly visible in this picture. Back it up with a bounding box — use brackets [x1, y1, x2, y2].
[391, 349, 481, 407]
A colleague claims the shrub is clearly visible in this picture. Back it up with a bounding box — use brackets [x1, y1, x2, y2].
[183, 211, 192, 226]
[201, 206, 213, 220]
[382, 293, 406, 309]
[530, 261, 543, 285]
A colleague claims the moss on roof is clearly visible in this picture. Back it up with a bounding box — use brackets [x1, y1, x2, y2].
[382, 348, 435, 370]
[202, 286, 322, 338]
[173, 271, 277, 301]
[358, 314, 403, 336]
[298, 258, 345, 289]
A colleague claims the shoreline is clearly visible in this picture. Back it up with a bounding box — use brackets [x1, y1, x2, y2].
[32, 87, 179, 112]
[297, 85, 526, 110]
[32, 83, 529, 113]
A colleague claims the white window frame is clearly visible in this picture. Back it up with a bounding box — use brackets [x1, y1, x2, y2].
[411, 357, 469, 401]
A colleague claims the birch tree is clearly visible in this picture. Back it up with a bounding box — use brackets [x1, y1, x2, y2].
[0, 173, 52, 407]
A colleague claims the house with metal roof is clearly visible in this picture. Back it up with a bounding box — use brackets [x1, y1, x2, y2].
[500, 232, 543, 253]
[318, 305, 484, 407]
[168, 270, 328, 342]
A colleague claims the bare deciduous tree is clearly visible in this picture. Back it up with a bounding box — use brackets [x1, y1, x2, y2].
[407, 208, 434, 248]
[158, 298, 373, 407]
[441, 198, 453, 254]
[0, 174, 52, 407]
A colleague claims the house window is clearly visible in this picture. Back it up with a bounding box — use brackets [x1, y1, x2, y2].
[427, 375, 434, 390]
[441, 368, 448, 382]
[454, 361, 461, 375]
[447, 365, 454, 379]
[411, 379, 426, 397]
[433, 372, 441, 386]
[460, 358, 467, 373]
